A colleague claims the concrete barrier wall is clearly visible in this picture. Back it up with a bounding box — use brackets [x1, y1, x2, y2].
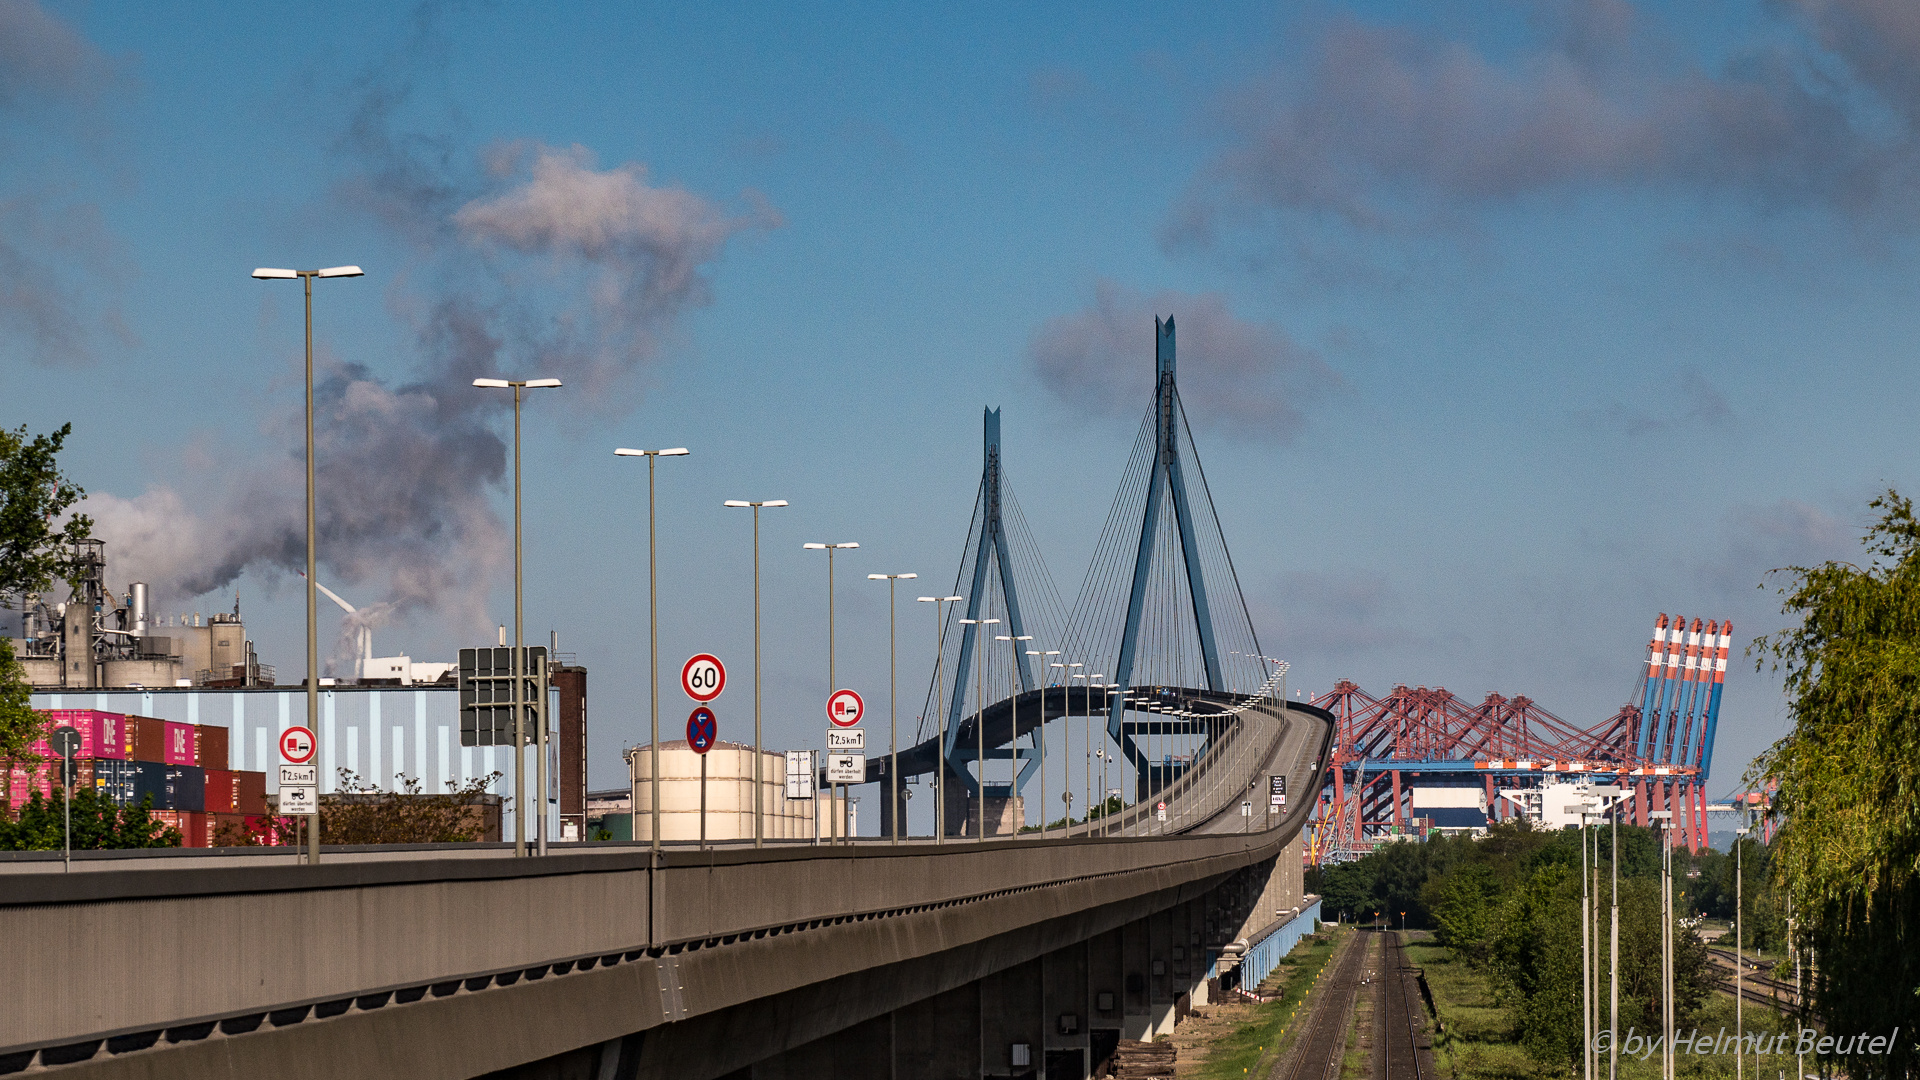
[1, 829, 1297, 1054]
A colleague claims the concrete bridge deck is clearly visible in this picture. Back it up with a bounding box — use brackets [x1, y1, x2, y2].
[0, 700, 1333, 1079]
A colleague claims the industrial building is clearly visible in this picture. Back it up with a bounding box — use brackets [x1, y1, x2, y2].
[13, 539, 593, 840]
[10, 540, 270, 689]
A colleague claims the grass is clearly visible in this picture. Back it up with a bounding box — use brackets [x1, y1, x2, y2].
[1406, 941, 1807, 1080]
[1190, 927, 1349, 1080]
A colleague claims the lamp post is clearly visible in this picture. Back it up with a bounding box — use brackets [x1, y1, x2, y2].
[1030, 648, 1058, 836]
[917, 594, 963, 843]
[615, 446, 689, 853]
[958, 617, 998, 840]
[1610, 795, 1620, 1080]
[1090, 676, 1108, 830]
[1649, 810, 1674, 1080]
[1577, 801, 1599, 1080]
[804, 542, 858, 844]
[252, 264, 363, 866]
[726, 500, 788, 847]
[995, 634, 1032, 833]
[472, 376, 565, 857]
[869, 572, 917, 843]
[1736, 814, 1750, 1080]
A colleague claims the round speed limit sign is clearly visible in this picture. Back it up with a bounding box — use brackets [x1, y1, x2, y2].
[681, 653, 726, 703]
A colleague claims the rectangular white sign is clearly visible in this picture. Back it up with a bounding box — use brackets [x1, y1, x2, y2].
[279, 764, 317, 787]
[825, 728, 864, 750]
[825, 753, 865, 784]
[785, 750, 816, 799]
[279, 784, 318, 816]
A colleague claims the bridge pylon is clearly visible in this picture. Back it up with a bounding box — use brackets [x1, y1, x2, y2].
[926, 408, 1058, 815]
[1062, 316, 1273, 801]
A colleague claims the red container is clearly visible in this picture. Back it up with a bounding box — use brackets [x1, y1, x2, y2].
[151, 810, 209, 847]
[211, 812, 284, 846]
[127, 717, 196, 766]
[29, 710, 127, 760]
[194, 726, 230, 771]
[203, 770, 267, 815]
[204, 769, 236, 813]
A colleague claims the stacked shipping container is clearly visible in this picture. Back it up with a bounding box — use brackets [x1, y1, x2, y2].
[6, 709, 272, 846]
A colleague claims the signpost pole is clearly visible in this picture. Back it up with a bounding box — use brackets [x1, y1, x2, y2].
[700, 753, 707, 851]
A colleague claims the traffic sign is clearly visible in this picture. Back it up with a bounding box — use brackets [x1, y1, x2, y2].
[826, 753, 865, 783]
[1270, 774, 1286, 796]
[687, 707, 718, 754]
[280, 784, 318, 816]
[681, 654, 726, 703]
[279, 764, 317, 787]
[49, 726, 81, 760]
[1156, 801, 1168, 822]
[785, 751, 816, 799]
[280, 726, 316, 764]
[826, 688, 864, 727]
[825, 728, 865, 750]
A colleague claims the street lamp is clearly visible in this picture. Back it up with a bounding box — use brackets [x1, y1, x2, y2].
[869, 572, 917, 843]
[252, 264, 362, 865]
[995, 634, 1032, 834]
[917, 594, 963, 843]
[804, 542, 858, 844]
[1649, 810, 1675, 1080]
[1029, 648, 1058, 837]
[726, 500, 788, 847]
[958, 616, 998, 840]
[1736, 814, 1751, 1080]
[616, 446, 689, 853]
[471, 376, 565, 857]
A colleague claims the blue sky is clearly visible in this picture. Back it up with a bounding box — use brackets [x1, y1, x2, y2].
[6, 1, 1917, 824]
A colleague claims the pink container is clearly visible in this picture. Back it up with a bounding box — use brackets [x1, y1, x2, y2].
[32, 710, 128, 760]
[162, 721, 195, 766]
[7, 762, 54, 810]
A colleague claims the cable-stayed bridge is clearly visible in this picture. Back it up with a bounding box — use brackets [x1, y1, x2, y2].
[1, 317, 1333, 1080]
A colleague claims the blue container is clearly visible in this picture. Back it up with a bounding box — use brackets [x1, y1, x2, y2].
[131, 762, 205, 812]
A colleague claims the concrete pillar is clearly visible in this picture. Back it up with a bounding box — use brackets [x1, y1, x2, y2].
[1042, 940, 1091, 1080]
[1086, 926, 1125, 1059]
[981, 957, 1044, 1078]
[894, 981, 979, 1079]
[1121, 915, 1151, 1039]
[749, 1014, 891, 1080]
[943, 782, 1024, 837]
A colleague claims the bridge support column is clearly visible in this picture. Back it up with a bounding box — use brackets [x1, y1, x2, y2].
[1042, 940, 1091, 1080]
[981, 957, 1045, 1078]
[894, 981, 981, 1078]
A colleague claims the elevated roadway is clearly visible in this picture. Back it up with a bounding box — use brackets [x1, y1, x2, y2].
[0, 700, 1333, 1079]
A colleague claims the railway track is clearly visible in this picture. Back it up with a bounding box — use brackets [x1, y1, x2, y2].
[1379, 933, 1430, 1080]
[1707, 947, 1803, 1006]
[1275, 930, 1369, 1080]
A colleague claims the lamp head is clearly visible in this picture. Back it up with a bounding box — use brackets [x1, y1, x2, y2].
[251, 268, 298, 279]
[315, 265, 364, 278]
[473, 378, 511, 388]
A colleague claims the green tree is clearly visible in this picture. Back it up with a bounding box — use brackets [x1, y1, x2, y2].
[0, 422, 92, 761]
[0, 787, 180, 850]
[1753, 490, 1920, 1079]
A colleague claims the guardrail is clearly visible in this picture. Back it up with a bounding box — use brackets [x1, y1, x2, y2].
[1084, 699, 1316, 838]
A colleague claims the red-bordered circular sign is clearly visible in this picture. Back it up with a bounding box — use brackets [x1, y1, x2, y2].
[280, 725, 316, 764]
[681, 654, 726, 703]
[687, 707, 718, 755]
[826, 688, 865, 727]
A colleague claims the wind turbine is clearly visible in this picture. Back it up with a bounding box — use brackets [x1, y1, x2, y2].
[297, 570, 372, 679]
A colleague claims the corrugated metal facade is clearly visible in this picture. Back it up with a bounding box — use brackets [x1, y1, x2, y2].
[31, 686, 558, 840]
